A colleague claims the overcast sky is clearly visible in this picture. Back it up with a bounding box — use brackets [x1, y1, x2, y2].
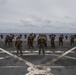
[0, 0, 76, 33]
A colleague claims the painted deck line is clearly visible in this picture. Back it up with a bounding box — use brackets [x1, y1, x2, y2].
[0, 47, 76, 75]
[0, 51, 76, 60]
[46, 47, 76, 65]
[0, 66, 24, 68]
[0, 66, 76, 68]
[0, 48, 35, 67]
[0, 56, 11, 60]
[0, 50, 75, 54]
[0, 48, 52, 75]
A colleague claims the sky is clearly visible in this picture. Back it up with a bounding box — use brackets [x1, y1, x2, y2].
[0, 0, 76, 33]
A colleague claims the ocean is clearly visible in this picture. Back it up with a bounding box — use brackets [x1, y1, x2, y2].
[0, 33, 76, 41]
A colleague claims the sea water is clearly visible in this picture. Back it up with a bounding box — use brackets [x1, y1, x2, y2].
[0, 33, 76, 41]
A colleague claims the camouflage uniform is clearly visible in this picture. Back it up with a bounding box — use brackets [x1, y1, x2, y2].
[15, 37, 22, 56]
[38, 35, 46, 55]
[59, 35, 64, 46]
[9, 34, 13, 46]
[70, 35, 74, 46]
[44, 35, 47, 48]
[28, 34, 34, 49]
[50, 35, 55, 48]
[5, 35, 10, 46]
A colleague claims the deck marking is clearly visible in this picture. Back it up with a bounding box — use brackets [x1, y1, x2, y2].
[46, 47, 76, 65]
[0, 47, 76, 75]
[0, 66, 76, 69]
[0, 48, 52, 75]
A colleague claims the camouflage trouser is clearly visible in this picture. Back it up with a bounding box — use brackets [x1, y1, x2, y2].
[70, 40, 74, 46]
[44, 41, 47, 48]
[59, 41, 63, 46]
[28, 42, 34, 48]
[9, 40, 13, 46]
[51, 41, 55, 48]
[5, 40, 8, 46]
[38, 43, 45, 55]
[5, 40, 10, 46]
[16, 47, 22, 56]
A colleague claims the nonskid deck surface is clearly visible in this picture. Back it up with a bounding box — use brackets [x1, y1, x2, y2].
[0, 38, 76, 75]
[0, 41, 76, 75]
